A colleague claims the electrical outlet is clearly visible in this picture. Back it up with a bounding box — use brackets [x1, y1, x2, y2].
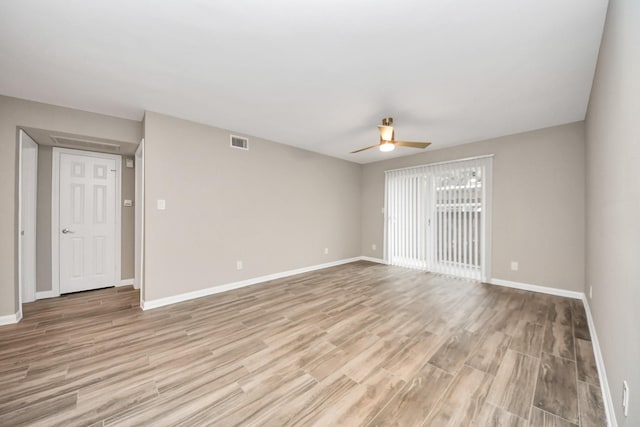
[510, 261, 519, 271]
[623, 381, 629, 417]
[372, 244, 377, 251]
[236, 260, 243, 270]
[324, 248, 329, 255]
[589, 286, 593, 299]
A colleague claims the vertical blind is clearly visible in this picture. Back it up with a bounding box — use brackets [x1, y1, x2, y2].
[384, 156, 492, 281]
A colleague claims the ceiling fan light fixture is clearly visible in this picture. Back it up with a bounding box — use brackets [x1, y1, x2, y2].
[351, 117, 430, 154]
[380, 142, 395, 152]
[378, 125, 394, 141]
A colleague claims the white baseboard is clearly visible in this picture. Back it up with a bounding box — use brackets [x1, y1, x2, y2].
[488, 278, 583, 300]
[35, 290, 59, 300]
[360, 256, 387, 264]
[582, 296, 616, 427]
[117, 278, 134, 287]
[0, 310, 22, 326]
[142, 257, 362, 311]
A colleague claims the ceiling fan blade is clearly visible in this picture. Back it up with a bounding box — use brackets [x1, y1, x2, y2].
[394, 141, 431, 149]
[351, 144, 381, 153]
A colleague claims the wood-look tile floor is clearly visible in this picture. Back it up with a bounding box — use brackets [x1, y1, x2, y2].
[0, 261, 607, 426]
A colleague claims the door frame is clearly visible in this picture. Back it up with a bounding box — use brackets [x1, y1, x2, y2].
[18, 129, 39, 313]
[51, 147, 122, 296]
[134, 138, 144, 307]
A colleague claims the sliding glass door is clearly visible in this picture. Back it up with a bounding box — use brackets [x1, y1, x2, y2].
[384, 156, 492, 281]
[385, 170, 429, 270]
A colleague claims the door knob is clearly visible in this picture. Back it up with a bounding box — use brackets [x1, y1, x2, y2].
[61, 228, 74, 234]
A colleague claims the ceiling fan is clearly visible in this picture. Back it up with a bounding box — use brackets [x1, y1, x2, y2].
[351, 117, 432, 153]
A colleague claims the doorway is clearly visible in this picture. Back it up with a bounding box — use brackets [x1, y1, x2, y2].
[52, 148, 122, 294]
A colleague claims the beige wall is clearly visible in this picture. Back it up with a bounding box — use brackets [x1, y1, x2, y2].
[361, 122, 586, 292]
[0, 95, 141, 316]
[121, 158, 135, 280]
[36, 146, 52, 292]
[584, 0, 639, 424]
[35, 145, 135, 292]
[143, 111, 361, 302]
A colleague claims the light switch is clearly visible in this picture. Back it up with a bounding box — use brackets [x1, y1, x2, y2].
[123, 199, 133, 207]
[157, 199, 166, 210]
[125, 158, 134, 168]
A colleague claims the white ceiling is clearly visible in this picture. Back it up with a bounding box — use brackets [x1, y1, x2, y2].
[0, 0, 608, 163]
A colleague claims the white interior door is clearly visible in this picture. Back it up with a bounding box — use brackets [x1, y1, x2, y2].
[19, 130, 38, 303]
[57, 150, 119, 293]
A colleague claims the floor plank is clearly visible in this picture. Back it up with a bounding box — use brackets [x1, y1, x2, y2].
[0, 392, 77, 427]
[571, 300, 591, 341]
[475, 402, 528, 427]
[530, 407, 579, 427]
[329, 370, 406, 426]
[427, 328, 482, 374]
[575, 338, 600, 386]
[578, 381, 607, 427]
[465, 330, 511, 375]
[543, 301, 575, 360]
[368, 363, 451, 427]
[534, 352, 579, 424]
[509, 320, 544, 358]
[423, 365, 494, 426]
[486, 348, 539, 419]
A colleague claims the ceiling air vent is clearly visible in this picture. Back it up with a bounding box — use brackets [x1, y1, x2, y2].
[230, 135, 249, 150]
[51, 135, 121, 152]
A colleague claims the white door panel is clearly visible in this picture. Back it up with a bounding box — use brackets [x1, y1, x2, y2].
[59, 152, 117, 293]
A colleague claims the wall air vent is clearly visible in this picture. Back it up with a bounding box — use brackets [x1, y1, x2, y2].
[230, 135, 249, 150]
[51, 135, 121, 153]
